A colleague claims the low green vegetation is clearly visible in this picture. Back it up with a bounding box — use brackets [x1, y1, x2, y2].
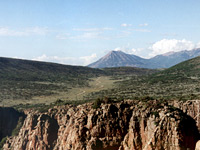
[13, 99, 94, 112]
[87, 56, 200, 101]
[92, 98, 102, 109]
[0, 57, 158, 106]
[11, 116, 24, 136]
[1, 56, 200, 108]
[0, 136, 7, 150]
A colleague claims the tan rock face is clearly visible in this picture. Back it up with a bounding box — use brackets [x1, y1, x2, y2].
[3, 100, 200, 150]
[4, 113, 59, 150]
[120, 102, 199, 150]
[195, 140, 200, 150]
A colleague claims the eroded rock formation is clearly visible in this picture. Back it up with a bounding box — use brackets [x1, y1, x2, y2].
[2, 100, 200, 150]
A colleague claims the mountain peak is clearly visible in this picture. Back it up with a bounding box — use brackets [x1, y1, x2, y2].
[88, 49, 200, 69]
[161, 51, 175, 56]
[102, 50, 126, 59]
[108, 50, 124, 54]
[88, 50, 145, 68]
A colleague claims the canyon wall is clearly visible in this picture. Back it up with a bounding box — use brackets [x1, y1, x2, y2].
[3, 100, 200, 150]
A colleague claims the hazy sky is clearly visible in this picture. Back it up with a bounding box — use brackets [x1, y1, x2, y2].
[0, 0, 200, 65]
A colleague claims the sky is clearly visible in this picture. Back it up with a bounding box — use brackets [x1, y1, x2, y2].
[0, 0, 200, 66]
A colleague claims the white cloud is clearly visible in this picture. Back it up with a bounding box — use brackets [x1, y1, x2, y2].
[80, 53, 97, 65]
[70, 31, 111, 40]
[139, 23, 148, 27]
[196, 42, 200, 48]
[0, 27, 49, 36]
[120, 48, 137, 54]
[116, 31, 132, 38]
[71, 32, 102, 40]
[25, 27, 49, 35]
[114, 45, 143, 56]
[149, 39, 195, 57]
[70, 27, 113, 40]
[0, 27, 27, 36]
[129, 29, 151, 32]
[123, 48, 143, 55]
[161, 33, 178, 37]
[121, 23, 132, 27]
[56, 33, 70, 40]
[73, 27, 113, 32]
[32, 53, 97, 66]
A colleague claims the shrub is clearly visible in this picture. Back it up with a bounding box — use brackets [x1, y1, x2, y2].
[93, 98, 102, 109]
[11, 116, 24, 136]
[0, 136, 7, 149]
[103, 97, 113, 104]
[54, 99, 64, 105]
[151, 111, 159, 118]
[140, 96, 154, 102]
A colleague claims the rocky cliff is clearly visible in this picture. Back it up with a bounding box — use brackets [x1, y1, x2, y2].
[2, 100, 200, 150]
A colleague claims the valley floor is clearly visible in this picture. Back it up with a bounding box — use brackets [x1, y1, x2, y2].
[1, 76, 118, 107]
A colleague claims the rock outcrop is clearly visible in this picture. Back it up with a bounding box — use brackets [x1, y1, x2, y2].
[120, 101, 199, 150]
[3, 100, 200, 150]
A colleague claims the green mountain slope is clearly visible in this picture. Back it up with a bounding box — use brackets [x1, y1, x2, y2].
[0, 57, 104, 102]
[90, 56, 200, 100]
[0, 57, 103, 82]
[148, 56, 200, 83]
[103, 67, 158, 76]
[0, 57, 157, 105]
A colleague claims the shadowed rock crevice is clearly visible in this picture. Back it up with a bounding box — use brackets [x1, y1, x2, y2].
[41, 114, 59, 149]
[178, 114, 199, 150]
[0, 107, 25, 141]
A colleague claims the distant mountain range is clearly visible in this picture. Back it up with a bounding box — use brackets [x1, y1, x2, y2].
[88, 48, 200, 69]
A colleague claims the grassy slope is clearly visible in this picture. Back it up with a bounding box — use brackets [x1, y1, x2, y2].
[0, 57, 104, 103]
[90, 56, 200, 100]
[0, 57, 157, 105]
[147, 56, 200, 83]
[103, 67, 158, 76]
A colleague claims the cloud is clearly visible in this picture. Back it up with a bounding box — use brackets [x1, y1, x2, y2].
[114, 47, 121, 51]
[124, 48, 143, 55]
[80, 53, 97, 65]
[196, 42, 200, 48]
[161, 33, 178, 37]
[56, 33, 70, 40]
[116, 31, 132, 38]
[68, 27, 113, 40]
[32, 53, 97, 66]
[129, 29, 151, 32]
[139, 23, 148, 27]
[73, 27, 113, 32]
[70, 31, 111, 40]
[114, 45, 143, 56]
[56, 32, 105, 40]
[0, 27, 27, 36]
[25, 27, 49, 35]
[71, 32, 102, 40]
[149, 39, 195, 57]
[121, 23, 132, 27]
[0, 27, 49, 36]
